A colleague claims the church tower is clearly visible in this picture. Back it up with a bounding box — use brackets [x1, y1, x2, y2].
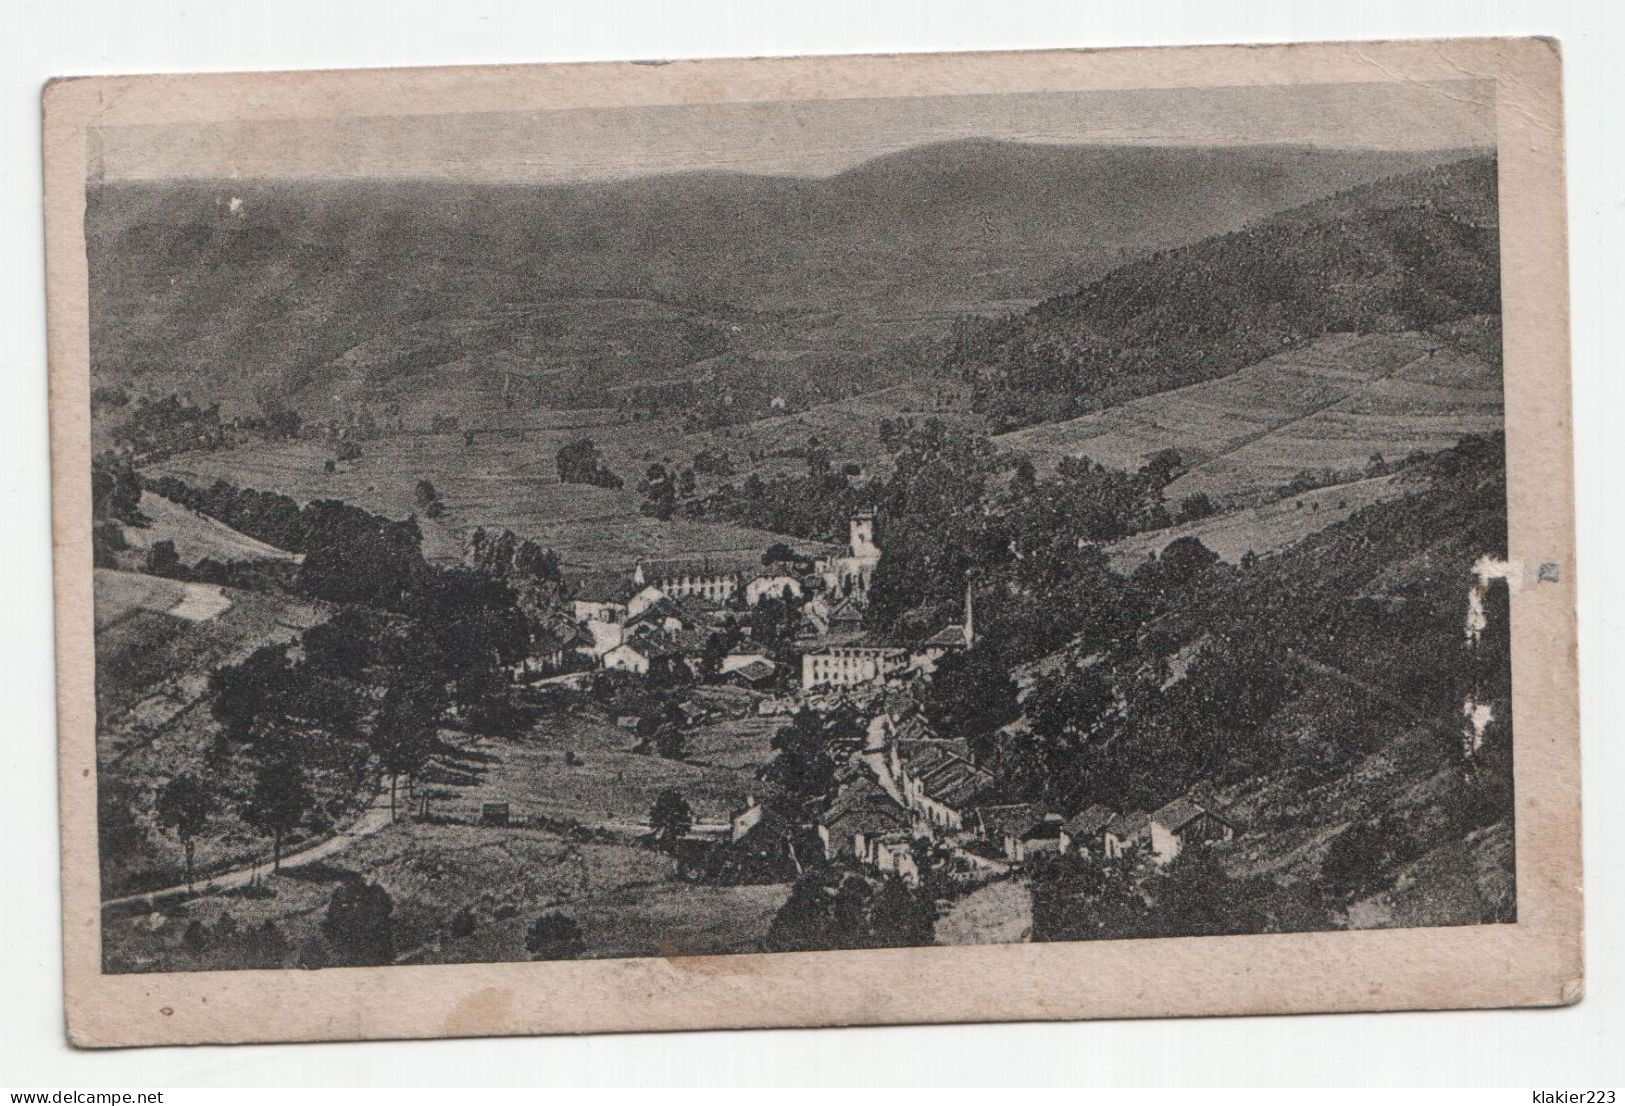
[849, 510, 879, 560]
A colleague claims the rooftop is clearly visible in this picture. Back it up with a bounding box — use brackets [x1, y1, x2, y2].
[1107, 810, 1152, 839]
[1152, 796, 1228, 833]
[637, 554, 759, 579]
[821, 781, 910, 838]
[1064, 803, 1117, 837]
[977, 802, 1047, 839]
[922, 625, 969, 649]
[571, 573, 635, 604]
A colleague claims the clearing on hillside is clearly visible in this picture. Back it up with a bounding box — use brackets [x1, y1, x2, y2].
[996, 330, 1501, 501]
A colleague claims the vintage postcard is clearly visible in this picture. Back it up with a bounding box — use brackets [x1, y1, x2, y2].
[44, 37, 1580, 1047]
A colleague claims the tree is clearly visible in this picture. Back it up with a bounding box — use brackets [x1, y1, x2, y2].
[922, 642, 1020, 743]
[556, 439, 621, 488]
[144, 538, 182, 577]
[321, 878, 396, 966]
[1178, 492, 1216, 522]
[761, 542, 797, 567]
[650, 789, 693, 845]
[154, 773, 212, 895]
[243, 756, 312, 871]
[302, 607, 379, 683]
[525, 912, 586, 960]
[1027, 664, 1116, 746]
[371, 677, 439, 819]
[209, 644, 297, 742]
[654, 727, 687, 761]
[766, 869, 934, 952]
[698, 632, 728, 682]
[764, 709, 838, 818]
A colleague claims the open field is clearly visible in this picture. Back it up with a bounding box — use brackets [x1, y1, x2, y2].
[996, 330, 1502, 501]
[686, 381, 986, 480]
[1103, 474, 1418, 572]
[122, 491, 300, 566]
[148, 397, 838, 571]
[682, 714, 782, 772]
[935, 877, 1032, 946]
[446, 711, 761, 831]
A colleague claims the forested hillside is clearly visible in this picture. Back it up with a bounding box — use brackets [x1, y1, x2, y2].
[949, 156, 1501, 430]
[1015, 433, 1514, 934]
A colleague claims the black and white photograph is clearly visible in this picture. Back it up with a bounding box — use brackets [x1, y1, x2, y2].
[79, 69, 1522, 977]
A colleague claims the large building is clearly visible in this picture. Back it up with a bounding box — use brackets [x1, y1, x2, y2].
[801, 645, 909, 690]
[632, 558, 744, 603]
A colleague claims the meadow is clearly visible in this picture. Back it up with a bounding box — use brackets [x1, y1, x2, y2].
[451, 709, 767, 831]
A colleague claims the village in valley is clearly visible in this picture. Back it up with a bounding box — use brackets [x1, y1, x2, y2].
[547, 509, 1230, 890]
[87, 89, 1517, 971]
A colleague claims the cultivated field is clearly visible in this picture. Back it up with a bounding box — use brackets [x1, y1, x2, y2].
[149, 394, 837, 571]
[996, 330, 1503, 501]
[1102, 474, 1417, 571]
[682, 714, 782, 772]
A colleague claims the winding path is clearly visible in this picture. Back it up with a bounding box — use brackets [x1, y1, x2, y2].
[103, 793, 395, 910]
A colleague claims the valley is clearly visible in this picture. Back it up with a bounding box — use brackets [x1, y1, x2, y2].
[88, 140, 1514, 972]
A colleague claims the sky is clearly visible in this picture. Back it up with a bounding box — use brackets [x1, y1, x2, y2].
[92, 79, 1495, 183]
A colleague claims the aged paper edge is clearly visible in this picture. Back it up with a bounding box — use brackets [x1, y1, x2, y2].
[43, 36, 1582, 1048]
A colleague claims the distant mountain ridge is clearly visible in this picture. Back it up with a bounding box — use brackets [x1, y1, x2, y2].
[86, 140, 1475, 414]
[948, 154, 1501, 430]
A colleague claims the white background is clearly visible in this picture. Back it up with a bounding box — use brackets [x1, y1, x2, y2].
[1, 0, 1619, 1088]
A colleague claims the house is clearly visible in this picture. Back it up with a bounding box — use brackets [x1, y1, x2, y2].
[814, 511, 882, 600]
[867, 833, 921, 886]
[603, 636, 691, 680]
[624, 595, 690, 635]
[800, 645, 909, 690]
[827, 596, 867, 634]
[1104, 810, 1153, 860]
[1019, 816, 1069, 858]
[1149, 796, 1235, 865]
[725, 658, 779, 688]
[518, 619, 589, 675]
[817, 778, 911, 864]
[1063, 803, 1117, 857]
[578, 618, 625, 659]
[676, 594, 731, 627]
[802, 595, 834, 637]
[602, 641, 654, 676]
[976, 803, 1052, 862]
[730, 795, 765, 842]
[897, 743, 992, 832]
[744, 572, 803, 607]
[912, 581, 977, 674]
[720, 641, 772, 675]
[625, 583, 674, 621]
[570, 573, 635, 624]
